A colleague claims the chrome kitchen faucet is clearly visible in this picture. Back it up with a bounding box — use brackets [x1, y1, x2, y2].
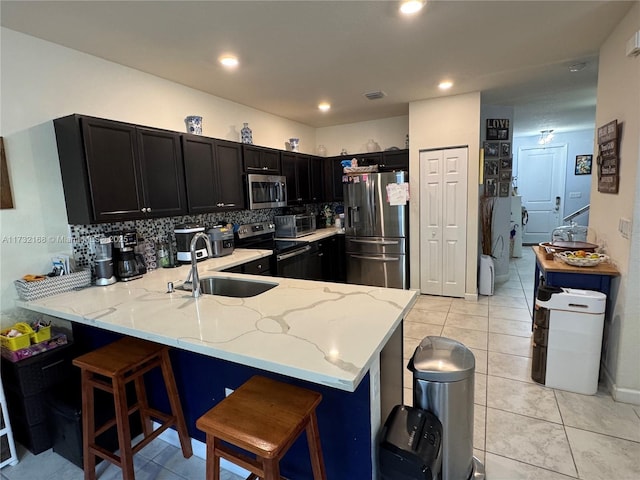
[184, 232, 212, 298]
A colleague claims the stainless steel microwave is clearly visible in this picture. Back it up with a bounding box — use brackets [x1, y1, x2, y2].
[247, 174, 287, 209]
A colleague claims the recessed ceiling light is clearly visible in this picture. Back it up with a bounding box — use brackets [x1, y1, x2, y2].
[318, 102, 331, 112]
[400, 0, 426, 15]
[568, 62, 587, 72]
[219, 55, 239, 68]
[439, 80, 453, 90]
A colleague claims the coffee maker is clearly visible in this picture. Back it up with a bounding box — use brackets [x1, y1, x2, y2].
[174, 224, 209, 263]
[93, 236, 116, 286]
[112, 231, 142, 281]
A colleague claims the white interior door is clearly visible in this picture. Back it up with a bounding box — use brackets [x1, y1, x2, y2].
[517, 146, 567, 245]
[420, 147, 467, 297]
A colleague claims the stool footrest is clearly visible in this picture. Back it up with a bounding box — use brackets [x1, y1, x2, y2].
[216, 442, 263, 477]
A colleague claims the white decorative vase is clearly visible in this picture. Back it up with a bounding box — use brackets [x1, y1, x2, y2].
[185, 115, 203, 135]
[317, 145, 327, 157]
[366, 139, 377, 152]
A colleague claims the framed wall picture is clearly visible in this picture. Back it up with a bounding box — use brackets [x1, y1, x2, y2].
[485, 178, 497, 197]
[485, 158, 499, 177]
[486, 119, 510, 140]
[484, 141, 499, 158]
[1, 137, 14, 209]
[500, 142, 511, 157]
[500, 157, 513, 170]
[499, 182, 510, 197]
[575, 154, 592, 175]
[499, 170, 512, 182]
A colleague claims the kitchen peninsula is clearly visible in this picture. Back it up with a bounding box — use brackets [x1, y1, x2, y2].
[16, 247, 416, 479]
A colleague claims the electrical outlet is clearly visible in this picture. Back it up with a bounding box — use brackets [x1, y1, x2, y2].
[225, 387, 234, 397]
[618, 218, 632, 239]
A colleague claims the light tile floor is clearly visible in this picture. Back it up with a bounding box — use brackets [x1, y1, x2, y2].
[404, 248, 640, 479]
[3, 249, 639, 479]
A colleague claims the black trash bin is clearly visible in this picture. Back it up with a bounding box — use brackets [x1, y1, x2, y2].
[379, 404, 442, 480]
[48, 381, 120, 469]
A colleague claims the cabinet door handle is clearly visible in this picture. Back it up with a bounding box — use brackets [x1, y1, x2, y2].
[141, 207, 147, 213]
[225, 203, 236, 207]
[146, 207, 151, 212]
[41, 359, 65, 371]
[263, 166, 269, 170]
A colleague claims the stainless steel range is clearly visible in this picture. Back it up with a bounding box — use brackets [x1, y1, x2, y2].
[235, 222, 321, 280]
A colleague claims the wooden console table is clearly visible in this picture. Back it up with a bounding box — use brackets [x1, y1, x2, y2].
[532, 246, 620, 322]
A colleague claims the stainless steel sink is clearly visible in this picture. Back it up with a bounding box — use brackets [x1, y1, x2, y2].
[180, 276, 278, 298]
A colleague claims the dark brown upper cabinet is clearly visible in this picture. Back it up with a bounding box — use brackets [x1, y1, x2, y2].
[182, 135, 245, 213]
[309, 156, 325, 203]
[323, 150, 409, 202]
[242, 145, 281, 174]
[54, 115, 187, 224]
[281, 152, 311, 204]
[379, 149, 409, 172]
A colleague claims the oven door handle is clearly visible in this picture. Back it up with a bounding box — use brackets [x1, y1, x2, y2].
[276, 245, 311, 261]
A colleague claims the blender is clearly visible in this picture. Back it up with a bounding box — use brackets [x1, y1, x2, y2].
[94, 236, 116, 286]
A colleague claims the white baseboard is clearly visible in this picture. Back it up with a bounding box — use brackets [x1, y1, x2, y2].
[601, 367, 640, 405]
[152, 422, 249, 478]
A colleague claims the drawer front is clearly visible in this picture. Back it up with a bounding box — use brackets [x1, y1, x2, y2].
[1, 343, 75, 396]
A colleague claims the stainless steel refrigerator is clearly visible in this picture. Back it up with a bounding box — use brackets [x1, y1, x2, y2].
[344, 171, 408, 289]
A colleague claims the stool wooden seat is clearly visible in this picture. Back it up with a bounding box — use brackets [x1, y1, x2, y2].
[72, 337, 192, 480]
[196, 375, 326, 480]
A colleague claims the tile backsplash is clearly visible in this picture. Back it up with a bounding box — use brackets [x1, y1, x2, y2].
[69, 203, 340, 272]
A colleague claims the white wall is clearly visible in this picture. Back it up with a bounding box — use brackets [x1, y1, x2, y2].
[408, 92, 481, 298]
[316, 116, 408, 157]
[0, 28, 317, 313]
[591, 4, 640, 404]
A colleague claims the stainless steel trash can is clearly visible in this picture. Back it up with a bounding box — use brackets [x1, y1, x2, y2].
[408, 336, 485, 480]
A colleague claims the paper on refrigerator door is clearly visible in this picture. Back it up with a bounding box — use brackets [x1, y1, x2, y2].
[386, 183, 409, 205]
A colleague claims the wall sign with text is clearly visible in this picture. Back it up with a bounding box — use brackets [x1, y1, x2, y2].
[596, 120, 620, 194]
[486, 119, 510, 140]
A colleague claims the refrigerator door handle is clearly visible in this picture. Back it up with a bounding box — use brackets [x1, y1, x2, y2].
[349, 239, 399, 246]
[351, 254, 400, 262]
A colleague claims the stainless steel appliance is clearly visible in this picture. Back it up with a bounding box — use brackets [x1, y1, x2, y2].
[206, 225, 235, 258]
[344, 171, 408, 289]
[174, 224, 209, 263]
[93, 236, 116, 286]
[112, 231, 142, 281]
[247, 174, 287, 209]
[234, 221, 321, 280]
[274, 214, 316, 238]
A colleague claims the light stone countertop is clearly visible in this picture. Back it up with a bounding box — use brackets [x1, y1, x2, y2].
[17, 247, 416, 392]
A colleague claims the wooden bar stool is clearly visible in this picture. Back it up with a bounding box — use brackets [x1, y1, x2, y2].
[72, 337, 192, 480]
[196, 375, 326, 480]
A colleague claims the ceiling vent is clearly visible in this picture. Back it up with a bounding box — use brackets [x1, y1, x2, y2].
[363, 91, 387, 101]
